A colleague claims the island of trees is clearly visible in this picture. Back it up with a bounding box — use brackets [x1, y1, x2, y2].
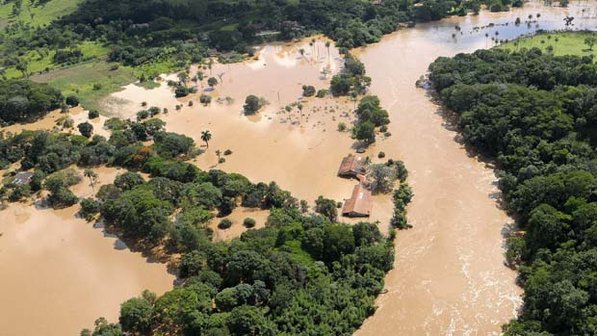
[429, 35, 597, 335]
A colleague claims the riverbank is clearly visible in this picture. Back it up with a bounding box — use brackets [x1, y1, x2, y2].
[0, 167, 174, 336]
[355, 1, 596, 334]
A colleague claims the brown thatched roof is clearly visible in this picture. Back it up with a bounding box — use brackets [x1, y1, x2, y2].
[342, 184, 372, 217]
[337, 155, 365, 178]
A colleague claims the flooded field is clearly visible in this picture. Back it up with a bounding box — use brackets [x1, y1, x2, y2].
[0, 167, 174, 336]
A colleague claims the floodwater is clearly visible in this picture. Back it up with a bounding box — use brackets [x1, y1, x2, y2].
[355, 2, 596, 335]
[0, 167, 174, 336]
[1, 2, 595, 335]
[106, 37, 374, 208]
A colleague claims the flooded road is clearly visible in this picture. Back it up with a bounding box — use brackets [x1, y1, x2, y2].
[356, 2, 596, 335]
[0, 168, 175, 336]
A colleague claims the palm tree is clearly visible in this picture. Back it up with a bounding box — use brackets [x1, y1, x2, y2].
[84, 169, 99, 192]
[201, 130, 212, 148]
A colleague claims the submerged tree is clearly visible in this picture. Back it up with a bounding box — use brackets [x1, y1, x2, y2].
[201, 130, 212, 148]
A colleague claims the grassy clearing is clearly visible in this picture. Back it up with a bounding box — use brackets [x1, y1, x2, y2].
[0, 0, 81, 27]
[132, 59, 180, 79]
[5, 41, 109, 79]
[31, 61, 137, 112]
[500, 31, 597, 58]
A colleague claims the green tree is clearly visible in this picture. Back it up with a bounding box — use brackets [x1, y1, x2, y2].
[201, 130, 212, 148]
[78, 122, 94, 138]
[314, 196, 338, 222]
[243, 95, 262, 115]
[353, 120, 375, 144]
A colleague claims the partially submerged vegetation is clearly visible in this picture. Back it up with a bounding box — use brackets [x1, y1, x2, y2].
[0, 0, 527, 112]
[429, 33, 597, 335]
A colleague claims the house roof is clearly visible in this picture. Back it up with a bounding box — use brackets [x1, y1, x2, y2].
[342, 184, 372, 217]
[338, 155, 365, 177]
[12, 171, 33, 185]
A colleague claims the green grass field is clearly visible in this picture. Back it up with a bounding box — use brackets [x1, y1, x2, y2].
[0, 0, 81, 27]
[500, 31, 597, 58]
[31, 61, 137, 112]
[5, 41, 109, 79]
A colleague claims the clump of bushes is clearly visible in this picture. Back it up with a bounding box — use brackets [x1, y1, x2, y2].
[218, 218, 233, 229]
[302, 85, 316, 97]
[200, 95, 212, 105]
[243, 217, 256, 228]
[243, 95, 265, 115]
[88, 110, 100, 119]
[316, 89, 328, 98]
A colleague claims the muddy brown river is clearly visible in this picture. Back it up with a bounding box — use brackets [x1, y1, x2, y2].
[356, 2, 596, 335]
[1, 1, 595, 335]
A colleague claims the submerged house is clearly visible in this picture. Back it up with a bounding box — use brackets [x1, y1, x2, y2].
[342, 184, 372, 217]
[12, 171, 33, 186]
[337, 155, 366, 179]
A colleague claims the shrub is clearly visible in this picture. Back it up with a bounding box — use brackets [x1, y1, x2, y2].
[378, 151, 386, 159]
[137, 110, 149, 120]
[218, 218, 233, 229]
[337, 122, 347, 132]
[175, 85, 190, 98]
[200, 95, 212, 105]
[243, 217, 256, 228]
[316, 89, 328, 98]
[224, 149, 232, 155]
[77, 122, 94, 138]
[66, 95, 80, 107]
[88, 110, 100, 119]
[302, 85, 316, 97]
[80, 198, 101, 221]
[243, 95, 263, 115]
[148, 107, 161, 116]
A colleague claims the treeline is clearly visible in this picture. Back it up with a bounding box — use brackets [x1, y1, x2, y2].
[429, 47, 597, 334]
[5, 0, 498, 70]
[0, 79, 63, 124]
[0, 0, 523, 79]
[80, 159, 395, 335]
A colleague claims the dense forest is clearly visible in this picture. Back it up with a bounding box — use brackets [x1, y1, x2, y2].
[0, 79, 63, 124]
[429, 47, 597, 334]
[85, 178, 394, 335]
[0, 113, 401, 335]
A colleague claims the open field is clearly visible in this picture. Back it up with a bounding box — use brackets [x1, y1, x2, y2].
[500, 30, 597, 57]
[5, 41, 109, 79]
[0, 0, 81, 27]
[31, 61, 137, 113]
